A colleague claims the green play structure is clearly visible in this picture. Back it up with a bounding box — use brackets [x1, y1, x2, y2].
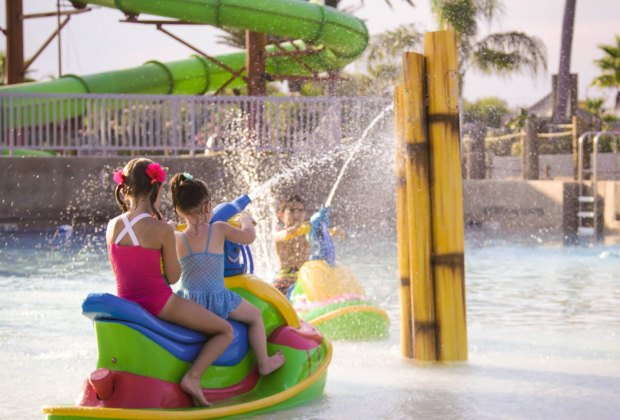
[0, 0, 368, 95]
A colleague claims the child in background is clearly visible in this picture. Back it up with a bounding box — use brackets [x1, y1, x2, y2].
[272, 194, 310, 295]
[106, 158, 233, 407]
[272, 194, 345, 296]
[169, 172, 285, 376]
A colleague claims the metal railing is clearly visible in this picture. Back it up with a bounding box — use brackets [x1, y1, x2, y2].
[0, 93, 391, 155]
[577, 130, 620, 240]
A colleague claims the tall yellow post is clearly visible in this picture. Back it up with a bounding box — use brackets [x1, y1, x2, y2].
[423, 30, 468, 361]
[402, 52, 437, 361]
[394, 84, 414, 358]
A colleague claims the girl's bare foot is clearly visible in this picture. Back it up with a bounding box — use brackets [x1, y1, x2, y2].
[258, 351, 286, 375]
[180, 375, 211, 407]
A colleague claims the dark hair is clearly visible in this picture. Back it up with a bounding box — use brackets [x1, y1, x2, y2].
[114, 158, 163, 220]
[169, 173, 211, 216]
[277, 194, 305, 213]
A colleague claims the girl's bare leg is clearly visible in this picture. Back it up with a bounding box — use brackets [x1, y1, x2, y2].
[228, 299, 285, 375]
[159, 295, 233, 406]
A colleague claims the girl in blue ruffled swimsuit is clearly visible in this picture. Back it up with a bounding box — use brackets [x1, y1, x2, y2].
[170, 172, 285, 376]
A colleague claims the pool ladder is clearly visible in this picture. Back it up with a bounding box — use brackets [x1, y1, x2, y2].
[577, 130, 620, 241]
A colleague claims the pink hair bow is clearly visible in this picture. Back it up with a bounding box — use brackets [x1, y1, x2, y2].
[146, 163, 166, 184]
[112, 169, 125, 185]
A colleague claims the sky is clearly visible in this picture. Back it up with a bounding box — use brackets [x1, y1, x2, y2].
[1, 0, 619, 109]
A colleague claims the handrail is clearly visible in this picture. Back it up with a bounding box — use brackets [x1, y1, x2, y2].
[484, 131, 524, 142]
[577, 130, 620, 240]
[537, 131, 572, 139]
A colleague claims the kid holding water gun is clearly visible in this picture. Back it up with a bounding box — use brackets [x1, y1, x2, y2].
[169, 172, 285, 376]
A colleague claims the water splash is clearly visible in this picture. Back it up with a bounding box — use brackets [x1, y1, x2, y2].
[324, 104, 394, 208]
[248, 103, 395, 205]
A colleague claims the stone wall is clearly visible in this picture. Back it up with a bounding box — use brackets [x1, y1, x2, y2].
[1, 157, 619, 239]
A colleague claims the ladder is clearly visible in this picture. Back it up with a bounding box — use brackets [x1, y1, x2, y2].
[577, 131, 620, 241]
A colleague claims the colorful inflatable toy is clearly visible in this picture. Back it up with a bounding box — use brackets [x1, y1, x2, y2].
[290, 208, 390, 341]
[42, 195, 332, 419]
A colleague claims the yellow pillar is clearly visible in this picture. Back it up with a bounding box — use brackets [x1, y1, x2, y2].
[402, 52, 437, 361]
[423, 30, 468, 361]
[394, 84, 414, 358]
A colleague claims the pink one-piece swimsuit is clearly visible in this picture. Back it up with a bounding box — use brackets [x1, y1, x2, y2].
[108, 213, 172, 316]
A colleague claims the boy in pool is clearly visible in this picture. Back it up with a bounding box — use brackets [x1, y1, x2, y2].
[272, 194, 344, 296]
[272, 194, 310, 295]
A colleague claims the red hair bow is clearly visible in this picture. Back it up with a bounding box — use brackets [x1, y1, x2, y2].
[112, 169, 125, 185]
[146, 163, 166, 184]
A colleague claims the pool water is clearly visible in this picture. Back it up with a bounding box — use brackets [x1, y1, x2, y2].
[0, 229, 618, 419]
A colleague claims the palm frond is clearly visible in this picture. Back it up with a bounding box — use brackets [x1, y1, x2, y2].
[471, 32, 547, 76]
[430, 0, 504, 36]
[216, 28, 246, 49]
[364, 24, 422, 74]
[591, 35, 620, 94]
[592, 74, 619, 88]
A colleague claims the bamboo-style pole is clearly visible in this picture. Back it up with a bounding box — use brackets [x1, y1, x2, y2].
[402, 52, 436, 361]
[423, 30, 468, 361]
[394, 84, 414, 358]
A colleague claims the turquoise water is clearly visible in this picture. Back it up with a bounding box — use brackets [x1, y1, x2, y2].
[0, 229, 619, 419]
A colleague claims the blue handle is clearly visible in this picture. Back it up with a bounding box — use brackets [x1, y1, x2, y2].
[209, 194, 253, 277]
[309, 207, 336, 265]
[211, 194, 251, 224]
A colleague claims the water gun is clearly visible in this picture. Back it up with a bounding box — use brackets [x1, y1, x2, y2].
[211, 194, 254, 277]
[211, 194, 252, 223]
[308, 207, 336, 266]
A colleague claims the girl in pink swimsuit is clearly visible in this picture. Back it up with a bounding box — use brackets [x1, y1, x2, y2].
[106, 157, 232, 407]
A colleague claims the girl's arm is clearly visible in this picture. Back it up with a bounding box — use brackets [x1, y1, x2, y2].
[160, 223, 182, 284]
[218, 214, 256, 245]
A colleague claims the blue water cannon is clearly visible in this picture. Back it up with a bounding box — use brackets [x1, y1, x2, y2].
[210, 194, 254, 277]
[308, 207, 336, 266]
[211, 194, 252, 223]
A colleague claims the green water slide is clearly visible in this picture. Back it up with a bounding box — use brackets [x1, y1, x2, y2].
[0, 0, 368, 95]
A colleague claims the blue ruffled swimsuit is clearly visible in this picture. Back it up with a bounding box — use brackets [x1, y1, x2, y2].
[176, 228, 241, 319]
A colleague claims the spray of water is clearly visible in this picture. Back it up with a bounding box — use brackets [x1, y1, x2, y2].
[324, 104, 394, 208]
[248, 103, 395, 205]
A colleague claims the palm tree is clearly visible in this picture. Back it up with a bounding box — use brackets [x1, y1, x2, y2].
[592, 35, 620, 111]
[361, 1, 547, 95]
[429, 0, 547, 83]
[553, 0, 577, 123]
[363, 24, 423, 95]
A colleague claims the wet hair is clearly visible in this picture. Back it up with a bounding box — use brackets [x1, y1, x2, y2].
[114, 158, 164, 220]
[169, 173, 211, 218]
[277, 194, 305, 213]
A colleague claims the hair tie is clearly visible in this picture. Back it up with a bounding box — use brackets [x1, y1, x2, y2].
[146, 163, 166, 184]
[112, 169, 125, 185]
[183, 172, 193, 181]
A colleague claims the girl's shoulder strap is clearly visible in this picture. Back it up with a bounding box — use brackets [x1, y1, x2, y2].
[205, 223, 218, 252]
[114, 213, 152, 246]
[180, 232, 194, 255]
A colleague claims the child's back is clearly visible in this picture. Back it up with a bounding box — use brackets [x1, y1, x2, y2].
[176, 224, 241, 319]
[170, 172, 285, 376]
[107, 212, 173, 316]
